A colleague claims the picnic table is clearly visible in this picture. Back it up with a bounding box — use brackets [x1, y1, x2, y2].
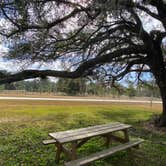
[43, 122, 143, 166]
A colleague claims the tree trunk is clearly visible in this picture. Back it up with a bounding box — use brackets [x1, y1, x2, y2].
[147, 37, 166, 127]
[151, 67, 166, 127]
[157, 83, 166, 127]
[148, 44, 166, 126]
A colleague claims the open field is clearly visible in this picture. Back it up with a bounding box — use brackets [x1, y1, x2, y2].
[0, 100, 166, 166]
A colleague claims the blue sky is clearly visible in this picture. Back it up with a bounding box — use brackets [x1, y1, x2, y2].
[0, 6, 165, 73]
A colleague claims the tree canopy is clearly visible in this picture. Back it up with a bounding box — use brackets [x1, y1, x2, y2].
[0, 0, 166, 126]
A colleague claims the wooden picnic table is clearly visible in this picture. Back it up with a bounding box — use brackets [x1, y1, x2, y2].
[44, 122, 143, 166]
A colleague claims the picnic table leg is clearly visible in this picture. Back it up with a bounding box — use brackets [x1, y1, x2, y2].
[105, 134, 112, 147]
[123, 129, 130, 142]
[56, 143, 62, 163]
[71, 141, 77, 160]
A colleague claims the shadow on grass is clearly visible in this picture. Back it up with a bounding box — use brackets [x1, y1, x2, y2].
[96, 108, 154, 124]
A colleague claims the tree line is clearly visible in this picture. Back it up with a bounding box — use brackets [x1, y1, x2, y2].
[0, 78, 160, 98]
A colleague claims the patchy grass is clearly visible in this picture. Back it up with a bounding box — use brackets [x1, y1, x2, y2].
[0, 100, 165, 166]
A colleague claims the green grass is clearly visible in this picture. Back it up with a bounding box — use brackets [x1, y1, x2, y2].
[0, 100, 165, 166]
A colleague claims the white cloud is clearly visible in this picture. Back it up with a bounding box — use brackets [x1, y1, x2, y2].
[0, 45, 8, 54]
[0, 56, 62, 73]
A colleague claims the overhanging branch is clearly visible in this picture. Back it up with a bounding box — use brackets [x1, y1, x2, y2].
[0, 45, 146, 84]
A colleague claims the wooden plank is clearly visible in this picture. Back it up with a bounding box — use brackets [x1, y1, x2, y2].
[49, 123, 131, 142]
[56, 124, 127, 141]
[65, 139, 144, 166]
[50, 123, 119, 138]
[57, 124, 131, 143]
[42, 139, 56, 145]
[49, 123, 122, 139]
[49, 122, 121, 140]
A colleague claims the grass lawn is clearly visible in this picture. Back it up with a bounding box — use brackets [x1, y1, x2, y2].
[0, 100, 165, 166]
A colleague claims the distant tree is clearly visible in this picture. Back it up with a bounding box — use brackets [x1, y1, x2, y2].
[56, 78, 86, 95]
[4, 83, 16, 90]
[110, 83, 125, 98]
[126, 85, 136, 98]
[0, 85, 5, 91]
[136, 81, 160, 98]
[4, 79, 56, 93]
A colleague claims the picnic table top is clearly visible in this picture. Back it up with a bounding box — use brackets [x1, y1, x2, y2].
[49, 122, 131, 143]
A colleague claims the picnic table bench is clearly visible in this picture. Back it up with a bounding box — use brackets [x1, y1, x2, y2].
[43, 122, 144, 166]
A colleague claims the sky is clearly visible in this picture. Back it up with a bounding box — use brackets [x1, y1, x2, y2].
[0, 3, 165, 74]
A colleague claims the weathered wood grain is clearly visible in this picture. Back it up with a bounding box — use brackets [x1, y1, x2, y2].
[65, 139, 144, 166]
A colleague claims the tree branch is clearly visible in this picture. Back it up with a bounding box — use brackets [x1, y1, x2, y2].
[0, 45, 146, 84]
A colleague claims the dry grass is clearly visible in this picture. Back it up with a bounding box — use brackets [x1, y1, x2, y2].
[0, 99, 162, 107]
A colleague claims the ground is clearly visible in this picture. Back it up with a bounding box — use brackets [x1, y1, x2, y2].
[0, 100, 166, 166]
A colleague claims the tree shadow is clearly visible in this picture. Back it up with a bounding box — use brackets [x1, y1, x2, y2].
[96, 109, 151, 124]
